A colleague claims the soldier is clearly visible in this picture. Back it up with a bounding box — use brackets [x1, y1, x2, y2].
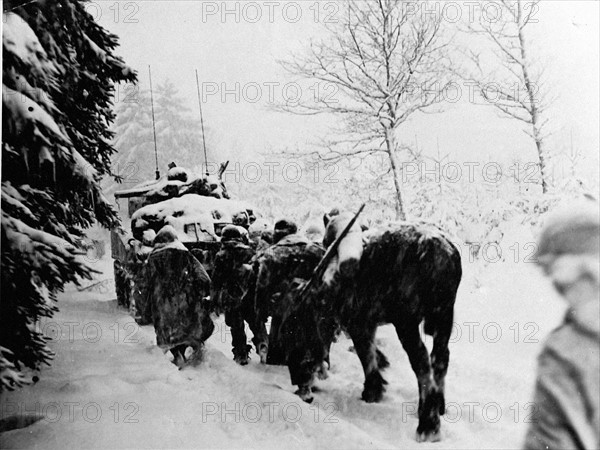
[130, 229, 156, 321]
[136, 225, 214, 369]
[211, 225, 258, 365]
[524, 201, 599, 450]
[254, 219, 325, 365]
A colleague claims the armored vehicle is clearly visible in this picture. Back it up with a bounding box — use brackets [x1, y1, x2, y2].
[111, 162, 256, 309]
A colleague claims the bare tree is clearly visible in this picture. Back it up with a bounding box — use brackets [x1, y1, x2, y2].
[278, 0, 452, 220]
[463, 0, 552, 193]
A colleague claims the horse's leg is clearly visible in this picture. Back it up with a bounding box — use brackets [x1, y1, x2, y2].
[427, 306, 454, 416]
[348, 324, 386, 403]
[376, 348, 390, 370]
[394, 320, 441, 442]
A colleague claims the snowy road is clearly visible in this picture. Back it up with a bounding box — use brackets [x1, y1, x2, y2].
[0, 252, 566, 449]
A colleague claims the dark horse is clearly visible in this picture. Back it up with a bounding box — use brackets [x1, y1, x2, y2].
[284, 213, 462, 442]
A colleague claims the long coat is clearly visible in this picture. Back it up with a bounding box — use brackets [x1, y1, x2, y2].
[211, 240, 255, 314]
[524, 307, 599, 450]
[137, 243, 214, 350]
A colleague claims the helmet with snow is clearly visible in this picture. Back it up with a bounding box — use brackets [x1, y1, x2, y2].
[142, 229, 157, 247]
[154, 225, 179, 246]
[221, 225, 248, 243]
[537, 201, 600, 263]
[537, 200, 600, 291]
[232, 211, 250, 229]
[167, 165, 189, 182]
[273, 219, 298, 243]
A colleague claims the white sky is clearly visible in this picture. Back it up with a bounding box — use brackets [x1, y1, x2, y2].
[97, 1, 599, 179]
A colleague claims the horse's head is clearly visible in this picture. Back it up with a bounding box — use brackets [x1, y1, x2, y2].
[322, 210, 364, 286]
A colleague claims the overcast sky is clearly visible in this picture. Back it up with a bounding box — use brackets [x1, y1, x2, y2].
[98, 1, 599, 180]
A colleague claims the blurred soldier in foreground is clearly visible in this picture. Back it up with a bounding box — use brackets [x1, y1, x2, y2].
[136, 225, 214, 369]
[524, 201, 600, 450]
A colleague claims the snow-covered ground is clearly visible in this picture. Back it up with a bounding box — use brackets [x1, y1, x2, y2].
[0, 234, 567, 449]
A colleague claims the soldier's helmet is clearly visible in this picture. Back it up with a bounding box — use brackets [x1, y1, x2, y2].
[142, 229, 157, 247]
[274, 219, 298, 243]
[154, 225, 179, 245]
[232, 211, 250, 229]
[221, 225, 248, 243]
[166, 165, 189, 182]
[537, 200, 600, 266]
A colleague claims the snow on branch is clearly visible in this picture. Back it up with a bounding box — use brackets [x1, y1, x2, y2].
[1, 213, 93, 284]
[2, 84, 70, 144]
[2, 12, 53, 72]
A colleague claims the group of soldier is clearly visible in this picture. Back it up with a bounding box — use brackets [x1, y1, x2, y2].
[130, 212, 325, 370]
[122, 195, 600, 447]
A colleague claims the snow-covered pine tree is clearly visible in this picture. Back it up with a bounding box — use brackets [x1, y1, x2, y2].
[108, 89, 154, 189]
[109, 78, 210, 190]
[1, 0, 136, 390]
[154, 79, 207, 167]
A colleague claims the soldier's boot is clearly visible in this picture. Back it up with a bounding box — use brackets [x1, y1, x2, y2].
[230, 318, 250, 365]
[233, 345, 252, 366]
[295, 385, 314, 403]
[257, 343, 268, 364]
[250, 327, 268, 363]
[170, 345, 188, 369]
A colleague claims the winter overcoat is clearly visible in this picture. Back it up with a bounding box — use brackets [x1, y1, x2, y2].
[524, 308, 599, 450]
[138, 242, 214, 350]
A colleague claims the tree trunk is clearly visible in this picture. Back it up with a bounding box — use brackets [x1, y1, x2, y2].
[517, 4, 548, 193]
[384, 126, 406, 220]
[533, 130, 548, 193]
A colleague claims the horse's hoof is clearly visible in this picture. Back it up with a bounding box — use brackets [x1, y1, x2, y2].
[415, 429, 442, 443]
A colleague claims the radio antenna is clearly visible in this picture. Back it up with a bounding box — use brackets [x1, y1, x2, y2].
[148, 65, 160, 180]
[195, 69, 209, 176]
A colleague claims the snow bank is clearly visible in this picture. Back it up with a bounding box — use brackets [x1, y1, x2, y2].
[0, 252, 569, 449]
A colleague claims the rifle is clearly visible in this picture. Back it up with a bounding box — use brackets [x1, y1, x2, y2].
[218, 161, 229, 179]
